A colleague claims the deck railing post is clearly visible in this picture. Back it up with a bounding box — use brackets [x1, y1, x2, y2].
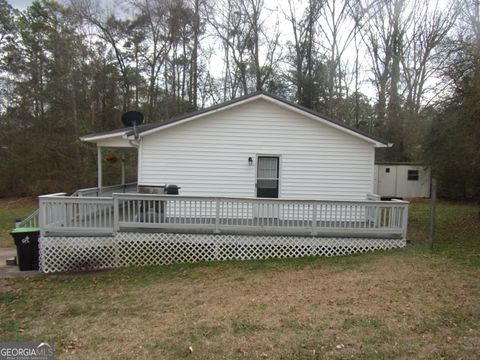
[311, 203, 318, 236]
[374, 204, 379, 228]
[39, 198, 46, 237]
[53, 202, 59, 227]
[402, 204, 409, 241]
[63, 202, 68, 228]
[113, 195, 119, 233]
[97, 146, 103, 196]
[214, 198, 220, 234]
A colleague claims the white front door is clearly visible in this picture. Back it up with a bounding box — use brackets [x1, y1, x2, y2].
[256, 156, 279, 198]
[254, 156, 280, 218]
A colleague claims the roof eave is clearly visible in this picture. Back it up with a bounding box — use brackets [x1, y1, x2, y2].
[128, 93, 388, 146]
[80, 131, 129, 143]
[83, 91, 390, 147]
[80, 131, 135, 148]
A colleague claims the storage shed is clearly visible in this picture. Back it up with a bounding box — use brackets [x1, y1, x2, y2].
[374, 163, 431, 198]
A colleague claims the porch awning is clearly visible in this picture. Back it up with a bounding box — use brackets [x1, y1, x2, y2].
[80, 129, 137, 194]
[80, 129, 134, 148]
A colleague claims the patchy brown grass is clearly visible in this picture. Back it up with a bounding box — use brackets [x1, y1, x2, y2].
[0, 200, 479, 359]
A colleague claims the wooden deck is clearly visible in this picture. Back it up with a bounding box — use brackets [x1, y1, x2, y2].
[38, 193, 409, 239]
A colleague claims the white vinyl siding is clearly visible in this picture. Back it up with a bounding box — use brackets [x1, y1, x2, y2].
[139, 99, 375, 200]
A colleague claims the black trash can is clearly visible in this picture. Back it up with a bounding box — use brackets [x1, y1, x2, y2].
[10, 227, 40, 271]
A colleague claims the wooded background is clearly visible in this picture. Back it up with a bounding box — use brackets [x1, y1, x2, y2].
[0, 0, 479, 198]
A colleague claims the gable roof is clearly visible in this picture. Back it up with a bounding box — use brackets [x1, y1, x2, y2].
[81, 91, 389, 147]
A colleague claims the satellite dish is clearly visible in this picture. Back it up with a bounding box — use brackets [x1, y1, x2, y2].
[121, 111, 144, 139]
[121, 111, 144, 127]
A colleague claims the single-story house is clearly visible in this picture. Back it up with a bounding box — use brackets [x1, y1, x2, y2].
[24, 91, 409, 273]
[81, 91, 389, 200]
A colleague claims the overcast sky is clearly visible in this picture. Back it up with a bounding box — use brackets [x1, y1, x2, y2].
[6, 0, 446, 103]
[5, 0, 376, 99]
[8, 0, 34, 10]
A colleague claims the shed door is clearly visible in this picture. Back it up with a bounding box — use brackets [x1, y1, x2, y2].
[256, 156, 279, 198]
[377, 165, 397, 197]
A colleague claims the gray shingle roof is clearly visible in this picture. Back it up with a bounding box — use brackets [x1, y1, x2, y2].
[82, 91, 388, 145]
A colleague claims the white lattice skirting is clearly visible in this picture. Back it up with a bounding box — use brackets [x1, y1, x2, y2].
[39, 233, 406, 273]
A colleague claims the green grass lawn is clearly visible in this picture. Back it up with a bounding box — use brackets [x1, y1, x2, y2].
[0, 198, 37, 248]
[408, 199, 480, 267]
[0, 199, 479, 359]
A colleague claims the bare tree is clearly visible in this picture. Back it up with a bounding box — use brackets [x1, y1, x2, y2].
[461, 0, 480, 41]
[317, 0, 357, 117]
[71, 0, 134, 111]
[189, 0, 202, 108]
[128, 0, 173, 120]
[401, 0, 458, 116]
[359, 0, 408, 129]
[210, 0, 281, 98]
[284, 0, 322, 108]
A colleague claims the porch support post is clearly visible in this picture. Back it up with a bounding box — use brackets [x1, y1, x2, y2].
[121, 154, 125, 185]
[97, 146, 103, 196]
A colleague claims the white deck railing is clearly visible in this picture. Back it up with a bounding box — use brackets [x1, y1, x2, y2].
[40, 194, 115, 235]
[18, 183, 138, 229]
[72, 182, 138, 197]
[17, 209, 40, 228]
[39, 193, 409, 239]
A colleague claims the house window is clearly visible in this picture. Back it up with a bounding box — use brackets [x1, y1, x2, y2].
[408, 170, 419, 181]
[385, 168, 390, 173]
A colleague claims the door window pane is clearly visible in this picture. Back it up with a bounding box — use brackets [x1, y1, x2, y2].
[257, 157, 278, 179]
